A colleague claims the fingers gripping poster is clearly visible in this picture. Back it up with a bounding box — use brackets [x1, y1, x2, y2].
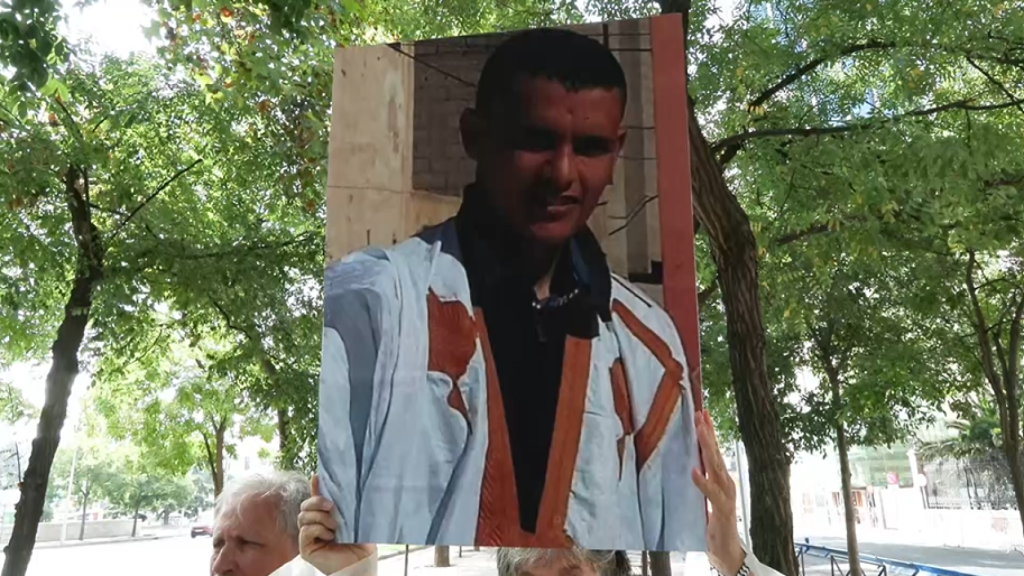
[318, 15, 705, 551]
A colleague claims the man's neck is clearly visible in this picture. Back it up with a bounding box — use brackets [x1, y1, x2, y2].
[462, 189, 566, 299]
[524, 243, 562, 301]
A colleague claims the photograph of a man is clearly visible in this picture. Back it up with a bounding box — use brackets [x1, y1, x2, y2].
[319, 24, 704, 551]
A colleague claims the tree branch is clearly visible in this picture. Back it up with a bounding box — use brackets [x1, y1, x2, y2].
[208, 295, 256, 343]
[965, 251, 1006, 404]
[54, 97, 85, 146]
[109, 158, 203, 241]
[966, 57, 1024, 117]
[774, 222, 833, 246]
[1006, 291, 1024, 393]
[172, 231, 316, 261]
[88, 202, 129, 218]
[698, 276, 719, 307]
[200, 432, 217, 477]
[749, 41, 895, 110]
[714, 97, 1024, 163]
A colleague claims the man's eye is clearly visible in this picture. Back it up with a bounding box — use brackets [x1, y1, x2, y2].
[574, 136, 613, 157]
[512, 129, 557, 152]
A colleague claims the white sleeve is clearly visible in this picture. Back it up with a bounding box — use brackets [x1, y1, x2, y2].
[318, 254, 400, 542]
[329, 553, 378, 576]
[739, 541, 786, 576]
[269, 554, 378, 576]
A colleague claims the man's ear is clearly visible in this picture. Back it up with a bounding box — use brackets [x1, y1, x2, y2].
[615, 127, 627, 155]
[460, 108, 483, 161]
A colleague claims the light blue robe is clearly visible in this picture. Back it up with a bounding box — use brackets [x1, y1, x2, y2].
[318, 218, 705, 551]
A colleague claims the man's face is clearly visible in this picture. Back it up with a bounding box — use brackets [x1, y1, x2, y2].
[462, 76, 626, 246]
[210, 494, 297, 576]
[518, 558, 602, 576]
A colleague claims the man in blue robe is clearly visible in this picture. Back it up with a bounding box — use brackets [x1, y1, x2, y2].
[319, 26, 703, 551]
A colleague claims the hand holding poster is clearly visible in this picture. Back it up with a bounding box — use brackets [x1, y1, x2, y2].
[318, 16, 704, 551]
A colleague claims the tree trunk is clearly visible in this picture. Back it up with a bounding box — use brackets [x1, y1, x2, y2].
[214, 422, 226, 497]
[277, 405, 294, 470]
[434, 546, 450, 568]
[647, 2, 795, 570]
[828, 370, 862, 576]
[965, 258, 1024, 539]
[684, 101, 796, 573]
[13, 443, 21, 482]
[1003, 423, 1024, 539]
[1, 167, 103, 576]
[77, 487, 89, 541]
[649, 551, 671, 576]
[131, 498, 141, 538]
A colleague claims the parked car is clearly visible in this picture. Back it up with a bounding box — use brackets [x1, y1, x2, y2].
[191, 518, 213, 538]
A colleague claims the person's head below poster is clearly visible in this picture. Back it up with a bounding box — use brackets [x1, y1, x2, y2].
[319, 16, 705, 552]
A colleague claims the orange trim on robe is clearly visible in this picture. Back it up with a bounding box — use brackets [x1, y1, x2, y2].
[609, 359, 633, 480]
[427, 291, 477, 431]
[611, 300, 684, 472]
[472, 307, 591, 548]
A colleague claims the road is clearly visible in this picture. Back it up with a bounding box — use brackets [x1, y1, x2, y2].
[798, 535, 1024, 576]
[19, 536, 212, 576]
[4, 534, 1022, 576]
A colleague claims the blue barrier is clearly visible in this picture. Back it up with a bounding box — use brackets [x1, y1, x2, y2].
[793, 540, 982, 576]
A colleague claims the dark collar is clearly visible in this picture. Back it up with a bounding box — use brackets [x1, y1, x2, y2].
[454, 185, 612, 322]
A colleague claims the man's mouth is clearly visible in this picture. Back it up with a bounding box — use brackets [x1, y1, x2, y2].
[547, 195, 580, 207]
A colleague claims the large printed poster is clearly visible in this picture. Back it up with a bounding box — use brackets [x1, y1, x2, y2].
[318, 16, 704, 551]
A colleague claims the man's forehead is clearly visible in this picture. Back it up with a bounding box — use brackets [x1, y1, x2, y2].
[497, 76, 625, 117]
[214, 492, 281, 534]
[522, 558, 599, 576]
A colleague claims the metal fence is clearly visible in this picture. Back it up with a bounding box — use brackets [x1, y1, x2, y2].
[794, 541, 981, 576]
[921, 453, 1016, 511]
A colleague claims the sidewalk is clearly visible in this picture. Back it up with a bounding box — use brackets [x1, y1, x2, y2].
[32, 529, 184, 550]
[376, 546, 700, 576]
[797, 523, 1024, 552]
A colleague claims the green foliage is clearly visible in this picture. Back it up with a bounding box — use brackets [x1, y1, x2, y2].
[0, 381, 35, 424]
[918, 397, 1004, 461]
[93, 332, 272, 479]
[0, 0, 68, 94]
[45, 435, 196, 521]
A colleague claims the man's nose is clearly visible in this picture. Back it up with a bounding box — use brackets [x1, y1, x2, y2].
[547, 145, 576, 192]
[211, 547, 235, 576]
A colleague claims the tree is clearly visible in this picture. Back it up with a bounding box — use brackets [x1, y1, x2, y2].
[94, 331, 274, 497]
[914, 248, 1024, 528]
[1, 47, 309, 575]
[0, 53, 214, 576]
[0, 382, 34, 426]
[775, 242, 945, 574]
[619, 0, 1024, 569]
[48, 442, 116, 541]
[186, 469, 216, 519]
[434, 546, 451, 568]
[0, 382, 35, 490]
[101, 447, 194, 537]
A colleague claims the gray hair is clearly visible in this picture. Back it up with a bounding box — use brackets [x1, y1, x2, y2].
[214, 471, 310, 544]
[496, 548, 632, 576]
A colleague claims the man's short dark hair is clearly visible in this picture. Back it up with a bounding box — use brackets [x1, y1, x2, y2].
[475, 27, 628, 115]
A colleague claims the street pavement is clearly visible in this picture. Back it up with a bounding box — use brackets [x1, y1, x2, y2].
[4, 533, 1023, 576]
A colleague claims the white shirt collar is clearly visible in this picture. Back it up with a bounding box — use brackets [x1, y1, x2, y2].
[268, 550, 378, 576]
